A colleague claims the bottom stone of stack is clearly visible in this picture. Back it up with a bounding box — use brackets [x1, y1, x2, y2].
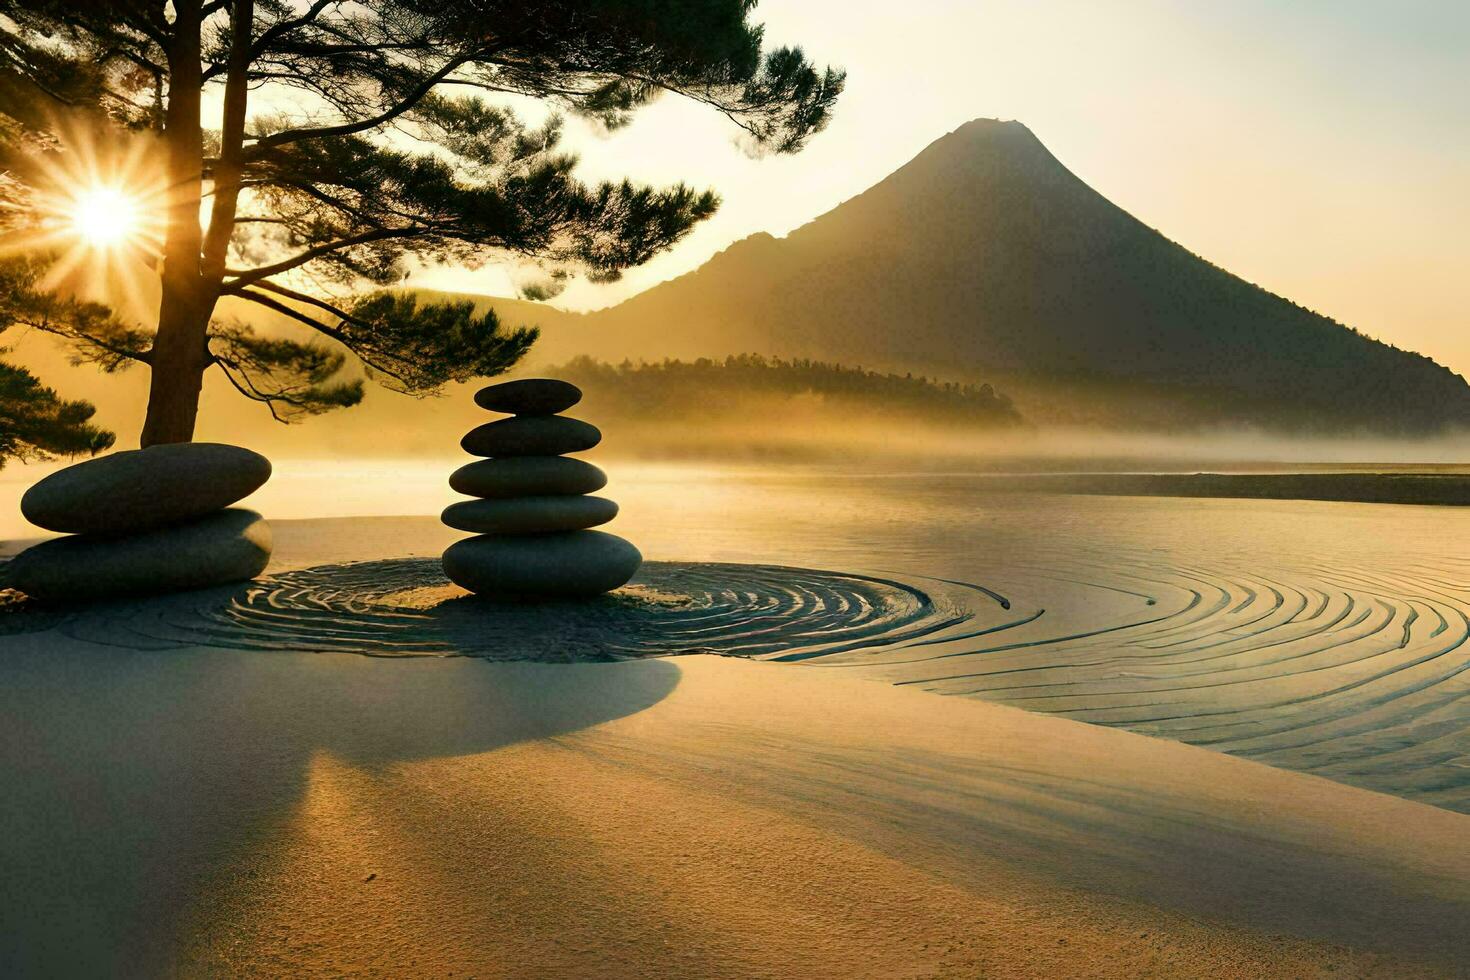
[6, 508, 273, 602]
[442, 529, 642, 598]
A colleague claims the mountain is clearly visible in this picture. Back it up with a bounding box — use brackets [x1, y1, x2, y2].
[532, 119, 1470, 432]
[12, 119, 1467, 450]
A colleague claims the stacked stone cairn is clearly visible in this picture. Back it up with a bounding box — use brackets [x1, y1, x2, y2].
[8, 444, 273, 602]
[442, 378, 641, 598]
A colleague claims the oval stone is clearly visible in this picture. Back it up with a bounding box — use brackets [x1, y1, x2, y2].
[442, 495, 618, 534]
[442, 530, 642, 598]
[474, 378, 581, 415]
[449, 457, 607, 499]
[460, 415, 601, 458]
[22, 443, 271, 535]
[6, 509, 272, 602]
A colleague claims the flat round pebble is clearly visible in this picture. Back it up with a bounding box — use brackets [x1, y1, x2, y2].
[442, 530, 642, 597]
[474, 378, 582, 415]
[6, 509, 272, 602]
[449, 457, 608, 498]
[22, 443, 271, 534]
[460, 415, 601, 457]
[442, 495, 618, 534]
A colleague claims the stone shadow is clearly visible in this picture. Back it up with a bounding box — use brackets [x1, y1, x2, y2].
[0, 638, 680, 975]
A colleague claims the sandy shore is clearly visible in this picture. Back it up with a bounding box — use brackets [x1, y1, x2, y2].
[3, 630, 1468, 976]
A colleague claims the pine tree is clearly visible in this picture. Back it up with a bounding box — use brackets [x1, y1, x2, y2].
[0, 257, 115, 467]
[0, 1, 842, 444]
[0, 360, 115, 467]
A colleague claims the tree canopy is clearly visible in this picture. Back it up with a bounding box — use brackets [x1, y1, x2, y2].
[0, 359, 115, 468]
[0, 257, 115, 468]
[0, 0, 843, 443]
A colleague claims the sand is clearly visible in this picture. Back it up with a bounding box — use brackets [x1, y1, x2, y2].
[11, 501, 1468, 813]
[4, 493, 1470, 976]
[3, 631, 1468, 976]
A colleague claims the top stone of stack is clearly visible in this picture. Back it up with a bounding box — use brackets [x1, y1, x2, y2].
[21, 443, 272, 535]
[474, 378, 581, 416]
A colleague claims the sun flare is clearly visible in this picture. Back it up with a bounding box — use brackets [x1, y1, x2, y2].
[69, 187, 141, 248]
[2, 129, 169, 318]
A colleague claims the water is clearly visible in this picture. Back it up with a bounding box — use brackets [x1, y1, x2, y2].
[5, 459, 1470, 812]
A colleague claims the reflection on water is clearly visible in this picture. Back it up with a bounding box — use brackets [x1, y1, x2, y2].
[6, 459, 1470, 812]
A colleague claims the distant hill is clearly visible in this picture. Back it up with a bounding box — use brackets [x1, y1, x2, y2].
[531, 119, 1470, 433]
[555, 353, 1022, 425]
[542, 354, 1021, 461]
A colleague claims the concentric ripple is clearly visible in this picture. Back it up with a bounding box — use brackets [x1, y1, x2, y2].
[818, 548, 1470, 814]
[36, 559, 1009, 662]
[7, 545, 1470, 813]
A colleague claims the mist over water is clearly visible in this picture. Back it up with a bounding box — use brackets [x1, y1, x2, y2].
[4, 444, 1469, 544]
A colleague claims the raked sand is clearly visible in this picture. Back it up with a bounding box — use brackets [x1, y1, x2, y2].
[4, 495, 1470, 976]
[3, 633, 1468, 976]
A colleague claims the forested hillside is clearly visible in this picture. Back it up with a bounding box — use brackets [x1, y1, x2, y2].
[554, 354, 1022, 427]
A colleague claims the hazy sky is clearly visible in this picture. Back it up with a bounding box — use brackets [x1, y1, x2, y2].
[418, 0, 1470, 376]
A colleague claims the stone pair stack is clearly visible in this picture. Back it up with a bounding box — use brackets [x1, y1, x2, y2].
[441, 378, 641, 598]
[9, 444, 274, 602]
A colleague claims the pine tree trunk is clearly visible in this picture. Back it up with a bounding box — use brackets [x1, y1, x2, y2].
[139, 281, 213, 447]
[140, 0, 210, 449]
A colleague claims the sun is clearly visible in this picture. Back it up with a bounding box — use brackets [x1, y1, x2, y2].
[69, 186, 142, 248]
[0, 125, 167, 318]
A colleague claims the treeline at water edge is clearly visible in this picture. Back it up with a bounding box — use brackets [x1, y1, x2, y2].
[554, 355, 1023, 428]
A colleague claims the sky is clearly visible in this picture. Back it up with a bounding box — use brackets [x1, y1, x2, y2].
[417, 0, 1470, 377]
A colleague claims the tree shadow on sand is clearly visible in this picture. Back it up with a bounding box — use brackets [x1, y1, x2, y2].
[0, 629, 681, 975]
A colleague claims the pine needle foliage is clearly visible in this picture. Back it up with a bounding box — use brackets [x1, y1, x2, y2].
[0, 1, 843, 440]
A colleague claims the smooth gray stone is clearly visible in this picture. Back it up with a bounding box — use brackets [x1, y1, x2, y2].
[449, 457, 607, 499]
[474, 378, 581, 415]
[442, 495, 618, 534]
[7, 509, 272, 602]
[442, 530, 642, 597]
[460, 415, 601, 458]
[22, 443, 271, 534]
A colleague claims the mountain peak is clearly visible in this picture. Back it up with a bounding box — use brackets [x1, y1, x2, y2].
[901, 117, 1065, 184]
[938, 118, 1048, 154]
[951, 117, 1033, 137]
[542, 122, 1470, 433]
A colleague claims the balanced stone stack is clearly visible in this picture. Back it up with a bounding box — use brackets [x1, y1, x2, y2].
[8, 443, 273, 602]
[442, 378, 641, 598]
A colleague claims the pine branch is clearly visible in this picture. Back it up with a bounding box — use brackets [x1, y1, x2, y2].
[243, 54, 475, 158]
[247, 279, 361, 324]
[221, 226, 415, 291]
